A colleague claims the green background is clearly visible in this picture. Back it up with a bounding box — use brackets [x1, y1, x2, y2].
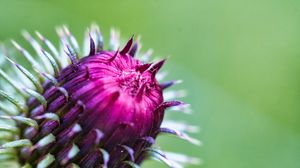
[0, 0, 300, 168]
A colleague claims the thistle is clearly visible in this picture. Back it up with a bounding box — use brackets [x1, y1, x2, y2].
[0, 25, 200, 168]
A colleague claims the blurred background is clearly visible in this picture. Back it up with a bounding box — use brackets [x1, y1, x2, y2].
[0, 0, 300, 168]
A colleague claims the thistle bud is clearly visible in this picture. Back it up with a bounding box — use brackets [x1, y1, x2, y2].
[0, 25, 199, 168]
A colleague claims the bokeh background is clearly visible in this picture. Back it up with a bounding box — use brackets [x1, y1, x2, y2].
[0, 0, 300, 168]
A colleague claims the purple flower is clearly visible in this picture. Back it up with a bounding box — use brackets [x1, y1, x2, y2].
[0, 25, 200, 168]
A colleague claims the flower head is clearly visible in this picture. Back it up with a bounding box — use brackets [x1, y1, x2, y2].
[0, 25, 199, 168]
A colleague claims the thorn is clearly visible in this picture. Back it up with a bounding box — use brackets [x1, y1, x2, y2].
[108, 49, 119, 62]
[120, 35, 134, 55]
[0, 125, 19, 134]
[93, 129, 104, 145]
[149, 59, 166, 73]
[129, 41, 138, 57]
[0, 69, 27, 97]
[1, 139, 32, 148]
[35, 31, 62, 69]
[149, 59, 166, 79]
[34, 113, 60, 122]
[142, 49, 153, 62]
[158, 127, 202, 146]
[36, 134, 56, 149]
[118, 145, 135, 161]
[64, 144, 80, 165]
[89, 34, 96, 56]
[40, 49, 60, 77]
[136, 63, 152, 73]
[122, 161, 140, 168]
[5, 56, 43, 93]
[139, 136, 156, 145]
[63, 26, 80, 55]
[160, 80, 183, 90]
[0, 115, 38, 130]
[85, 66, 91, 79]
[57, 87, 69, 102]
[65, 45, 78, 65]
[36, 153, 55, 168]
[23, 88, 47, 108]
[91, 24, 104, 52]
[76, 100, 86, 112]
[109, 28, 120, 51]
[161, 101, 185, 109]
[40, 72, 58, 86]
[11, 40, 41, 71]
[0, 90, 27, 114]
[99, 148, 109, 168]
[135, 83, 147, 100]
[143, 148, 174, 168]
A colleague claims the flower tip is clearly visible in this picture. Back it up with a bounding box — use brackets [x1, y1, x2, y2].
[120, 35, 134, 55]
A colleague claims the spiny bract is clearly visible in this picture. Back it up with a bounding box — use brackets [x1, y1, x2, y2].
[0, 25, 200, 168]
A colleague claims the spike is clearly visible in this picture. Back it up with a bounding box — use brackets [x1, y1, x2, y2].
[5, 56, 43, 93]
[0, 148, 15, 155]
[120, 35, 134, 55]
[108, 50, 119, 62]
[0, 125, 19, 134]
[129, 42, 138, 57]
[0, 90, 26, 114]
[63, 26, 80, 55]
[89, 34, 96, 56]
[60, 144, 80, 165]
[99, 148, 109, 168]
[40, 72, 58, 86]
[161, 121, 199, 133]
[156, 71, 168, 81]
[0, 68, 27, 97]
[164, 152, 202, 166]
[93, 25, 104, 52]
[143, 148, 174, 168]
[93, 129, 104, 145]
[109, 28, 120, 51]
[66, 163, 80, 168]
[158, 128, 202, 146]
[139, 136, 156, 145]
[22, 31, 43, 55]
[122, 161, 140, 168]
[35, 31, 62, 69]
[141, 49, 153, 62]
[136, 63, 152, 73]
[21, 163, 32, 168]
[40, 49, 60, 77]
[11, 40, 42, 71]
[23, 88, 47, 108]
[0, 116, 38, 129]
[57, 87, 69, 101]
[135, 83, 146, 101]
[0, 132, 13, 141]
[118, 145, 135, 161]
[65, 45, 78, 65]
[36, 134, 56, 149]
[1, 139, 32, 148]
[21, 31, 52, 73]
[57, 27, 79, 63]
[160, 80, 183, 90]
[34, 113, 60, 122]
[0, 154, 16, 161]
[149, 59, 166, 78]
[164, 90, 187, 101]
[37, 153, 55, 168]
[168, 103, 192, 114]
[0, 102, 15, 115]
[160, 101, 185, 110]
